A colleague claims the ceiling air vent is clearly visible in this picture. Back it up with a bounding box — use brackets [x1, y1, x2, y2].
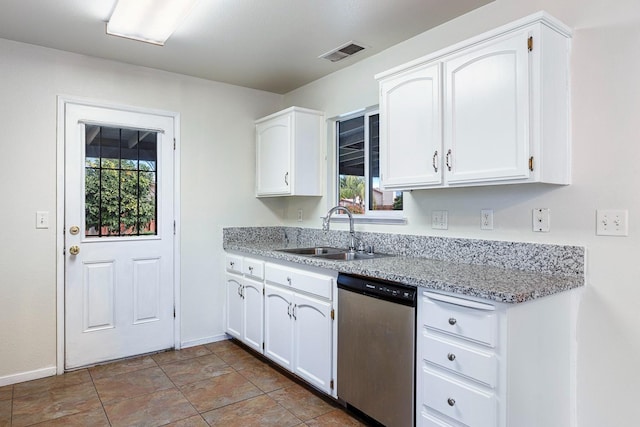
[319, 41, 366, 62]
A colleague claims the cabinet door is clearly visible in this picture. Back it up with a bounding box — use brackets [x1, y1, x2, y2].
[225, 273, 243, 339]
[292, 293, 333, 394]
[380, 62, 443, 189]
[264, 284, 294, 370]
[243, 277, 264, 354]
[444, 30, 530, 185]
[256, 113, 291, 195]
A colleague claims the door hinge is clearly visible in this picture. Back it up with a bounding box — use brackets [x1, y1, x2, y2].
[263, 287, 265, 295]
[331, 309, 335, 320]
[262, 342, 265, 350]
[173, 306, 176, 318]
[173, 220, 176, 235]
[527, 36, 533, 52]
[173, 138, 176, 150]
[529, 156, 534, 172]
[330, 379, 334, 389]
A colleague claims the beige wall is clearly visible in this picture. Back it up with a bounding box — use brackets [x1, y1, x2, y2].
[283, 0, 640, 425]
[0, 39, 283, 382]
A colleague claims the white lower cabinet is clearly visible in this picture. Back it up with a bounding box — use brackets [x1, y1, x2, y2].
[225, 255, 264, 354]
[242, 277, 264, 353]
[225, 272, 244, 340]
[264, 284, 294, 369]
[292, 292, 333, 392]
[264, 263, 335, 395]
[417, 289, 578, 427]
[225, 252, 337, 397]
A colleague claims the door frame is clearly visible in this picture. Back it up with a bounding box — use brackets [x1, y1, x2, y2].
[55, 96, 181, 374]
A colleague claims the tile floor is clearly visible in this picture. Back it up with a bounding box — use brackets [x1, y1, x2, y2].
[0, 339, 368, 426]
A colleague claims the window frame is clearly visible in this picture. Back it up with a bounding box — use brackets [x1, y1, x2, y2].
[329, 107, 406, 225]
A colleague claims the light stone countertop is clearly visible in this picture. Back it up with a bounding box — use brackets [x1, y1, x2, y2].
[223, 227, 585, 304]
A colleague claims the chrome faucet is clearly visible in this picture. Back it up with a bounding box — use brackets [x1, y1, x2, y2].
[322, 206, 363, 252]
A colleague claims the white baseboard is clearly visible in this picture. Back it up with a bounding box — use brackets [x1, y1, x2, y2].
[181, 333, 229, 349]
[0, 366, 57, 387]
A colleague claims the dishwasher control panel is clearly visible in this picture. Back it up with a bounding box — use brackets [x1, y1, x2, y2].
[338, 273, 416, 306]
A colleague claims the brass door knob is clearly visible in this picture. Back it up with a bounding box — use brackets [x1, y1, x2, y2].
[69, 226, 80, 235]
[69, 245, 80, 255]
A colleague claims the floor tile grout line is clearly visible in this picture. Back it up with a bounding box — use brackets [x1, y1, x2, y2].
[87, 366, 113, 426]
[9, 385, 14, 427]
[153, 355, 202, 423]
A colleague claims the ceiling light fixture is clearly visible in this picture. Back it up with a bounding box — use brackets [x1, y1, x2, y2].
[106, 0, 199, 46]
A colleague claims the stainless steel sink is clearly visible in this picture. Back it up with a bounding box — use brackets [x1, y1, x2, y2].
[314, 252, 392, 261]
[276, 246, 348, 256]
[276, 246, 392, 261]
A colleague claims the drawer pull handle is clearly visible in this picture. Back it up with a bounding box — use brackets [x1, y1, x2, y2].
[286, 277, 292, 285]
[448, 317, 457, 325]
[248, 266, 254, 272]
[230, 261, 235, 268]
[447, 353, 456, 361]
[447, 398, 456, 407]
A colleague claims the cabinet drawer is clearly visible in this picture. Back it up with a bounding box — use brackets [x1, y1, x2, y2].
[421, 368, 496, 427]
[420, 295, 496, 347]
[419, 410, 455, 427]
[243, 258, 264, 280]
[420, 333, 497, 387]
[226, 254, 243, 274]
[265, 263, 333, 300]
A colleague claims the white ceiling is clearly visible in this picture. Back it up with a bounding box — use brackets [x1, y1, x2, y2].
[0, 0, 492, 94]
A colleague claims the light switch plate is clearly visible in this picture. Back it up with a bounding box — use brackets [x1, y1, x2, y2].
[36, 211, 49, 229]
[596, 209, 628, 236]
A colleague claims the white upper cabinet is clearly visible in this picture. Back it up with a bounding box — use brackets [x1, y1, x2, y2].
[444, 29, 530, 185]
[376, 12, 572, 190]
[255, 106, 324, 197]
[379, 62, 442, 189]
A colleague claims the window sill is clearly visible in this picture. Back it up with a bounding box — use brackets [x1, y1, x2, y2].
[325, 215, 407, 225]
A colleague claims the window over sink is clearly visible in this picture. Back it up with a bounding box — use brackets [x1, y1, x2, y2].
[333, 108, 404, 223]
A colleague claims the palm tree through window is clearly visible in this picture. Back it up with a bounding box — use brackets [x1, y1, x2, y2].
[337, 111, 402, 215]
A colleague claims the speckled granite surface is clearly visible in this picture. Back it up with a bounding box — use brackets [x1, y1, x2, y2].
[223, 227, 585, 304]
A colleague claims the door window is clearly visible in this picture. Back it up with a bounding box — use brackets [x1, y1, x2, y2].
[84, 125, 158, 237]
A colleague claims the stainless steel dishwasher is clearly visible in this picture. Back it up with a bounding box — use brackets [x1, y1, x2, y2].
[337, 273, 416, 427]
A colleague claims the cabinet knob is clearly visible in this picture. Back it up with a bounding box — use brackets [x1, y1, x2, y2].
[448, 317, 457, 326]
[286, 277, 292, 285]
[447, 353, 456, 361]
[248, 266, 253, 272]
[447, 398, 456, 407]
[230, 261, 235, 268]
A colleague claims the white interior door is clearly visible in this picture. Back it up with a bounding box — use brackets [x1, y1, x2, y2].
[64, 102, 175, 369]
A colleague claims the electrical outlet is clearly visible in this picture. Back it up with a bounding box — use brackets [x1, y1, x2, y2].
[532, 208, 550, 232]
[481, 209, 494, 230]
[432, 210, 448, 230]
[297, 208, 303, 222]
[596, 209, 628, 236]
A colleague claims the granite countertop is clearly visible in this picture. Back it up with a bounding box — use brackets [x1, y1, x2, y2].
[223, 227, 585, 304]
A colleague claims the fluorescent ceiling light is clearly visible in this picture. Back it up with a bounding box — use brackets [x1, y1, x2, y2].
[107, 0, 199, 46]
